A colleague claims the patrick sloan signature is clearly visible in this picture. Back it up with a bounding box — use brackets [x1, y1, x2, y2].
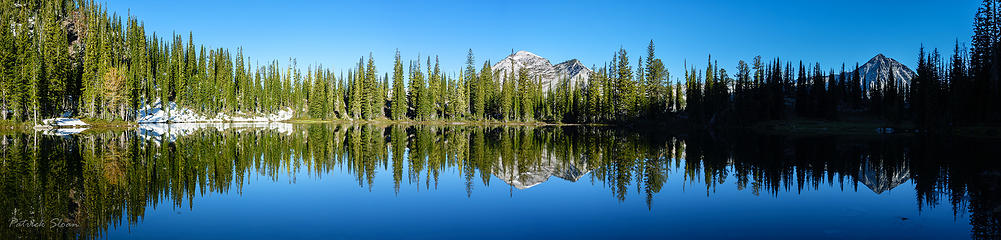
[7, 209, 79, 229]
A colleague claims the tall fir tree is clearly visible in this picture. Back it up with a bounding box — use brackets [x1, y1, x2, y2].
[391, 49, 407, 120]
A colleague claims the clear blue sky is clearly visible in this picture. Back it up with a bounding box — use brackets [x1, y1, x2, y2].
[105, 0, 980, 81]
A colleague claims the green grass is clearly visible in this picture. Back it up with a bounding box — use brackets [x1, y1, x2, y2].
[79, 118, 136, 128]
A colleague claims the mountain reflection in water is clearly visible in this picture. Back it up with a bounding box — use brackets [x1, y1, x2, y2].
[0, 124, 998, 239]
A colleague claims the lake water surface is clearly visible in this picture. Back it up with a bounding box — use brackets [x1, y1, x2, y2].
[1, 124, 999, 239]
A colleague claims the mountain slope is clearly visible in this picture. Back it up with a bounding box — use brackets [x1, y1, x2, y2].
[553, 59, 593, 88]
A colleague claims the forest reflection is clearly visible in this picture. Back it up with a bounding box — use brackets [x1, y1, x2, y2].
[1, 125, 999, 239]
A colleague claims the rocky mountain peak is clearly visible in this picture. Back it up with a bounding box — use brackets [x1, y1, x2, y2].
[492, 51, 593, 90]
[853, 54, 916, 93]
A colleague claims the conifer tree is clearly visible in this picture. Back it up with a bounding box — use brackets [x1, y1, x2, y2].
[308, 66, 327, 118]
[413, 59, 432, 120]
[350, 58, 364, 119]
[0, 8, 17, 120]
[645, 40, 667, 116]
[517, 68, 534, 121]
[391, 49, 406, 120]
[467, 49, 485, 120]
[429, 56, 442, 119]
[479, 61, 493, 119]
[364, 53, 377, 120]
[615, 48, 635, 119]
[500, 68, 514, 121]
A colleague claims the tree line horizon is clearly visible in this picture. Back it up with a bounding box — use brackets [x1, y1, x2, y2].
[2, 0, 1000, 130]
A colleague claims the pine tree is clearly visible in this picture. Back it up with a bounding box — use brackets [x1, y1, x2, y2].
[500, 68, 513, 121]
[80, 7, 102, 118]
[429, 56, 442, 119]
[364, 53, 377, 120]
[584, 70, 601, 122]
[408, 60, 422, 120]
[480, 61, 495, 119]
[517, 68, 534, 121]
[645, 40, 667, 116]
[308, 66, 327, 118]
[452, 74, 468, 119]
[795, 61, 808, 116]
[332, 72, 345, 119]
[913, 46, 930, 127]
[615, 48, 635, 119]
[851, 62, 862, 108]
[971, 0, 1000, 122]
[0, 9, 16, 120]
[391, 49, 406, 120]
[885, 66, 901, 124]
[234, 48, 246, 112]
[185, 32, 197, 108]
[350, 58, 364, 119]
[41, 4, 68, 117]
[636, 56, 647, 117]
[382, 73, 389, 118]
[950, 40, 970, 123]
[467, 49, 485, 120]
[414, 59, 432, 120]
[27, 23, 45, 123]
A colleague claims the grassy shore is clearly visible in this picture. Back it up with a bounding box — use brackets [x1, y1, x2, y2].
[0, 117, 597, 132]
[0, 118, 135, 131]
[2, 117, 999, 138]
[79, 118, 137, 128]
[0, 120, 31, 131]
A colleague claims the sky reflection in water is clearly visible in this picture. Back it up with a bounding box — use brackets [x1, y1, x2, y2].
[0, 124, 996, 239]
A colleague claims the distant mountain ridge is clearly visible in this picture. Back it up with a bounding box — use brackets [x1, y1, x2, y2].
[491, 51, 593, 90]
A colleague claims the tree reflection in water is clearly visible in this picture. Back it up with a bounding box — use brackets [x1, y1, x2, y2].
[0, 125, 998, 239]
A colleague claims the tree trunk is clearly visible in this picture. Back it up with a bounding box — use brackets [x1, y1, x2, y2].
[1, 102, 7, 120]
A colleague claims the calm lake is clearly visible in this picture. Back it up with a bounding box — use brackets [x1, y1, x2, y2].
[1, 124, 999, 239]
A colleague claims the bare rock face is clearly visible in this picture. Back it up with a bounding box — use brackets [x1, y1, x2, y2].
[491, 51, 593, 91]
[553, 59, 593, 88]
